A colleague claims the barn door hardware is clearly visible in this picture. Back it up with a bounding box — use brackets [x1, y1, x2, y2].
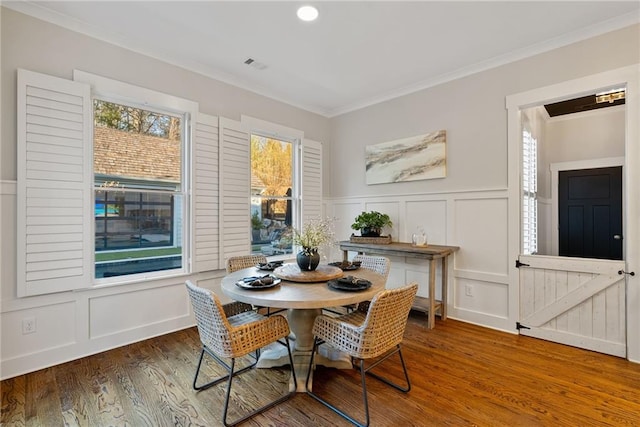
[516, 322, 530, 330]
[618, 270, 636, 276]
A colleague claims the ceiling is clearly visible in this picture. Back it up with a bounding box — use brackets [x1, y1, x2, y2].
[5, 1, 639, 117]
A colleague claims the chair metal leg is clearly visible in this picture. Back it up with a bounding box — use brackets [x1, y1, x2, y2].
[266, 307, 286, 316]
[194, 339, 297, 427]
[362, 345, 411, 392]
[192, 346, 258, 391]
[305, 339, 370, 427]
[306, 342, 411, 427]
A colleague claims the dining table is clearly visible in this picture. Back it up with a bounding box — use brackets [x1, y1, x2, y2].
[221, 262, 386, 392]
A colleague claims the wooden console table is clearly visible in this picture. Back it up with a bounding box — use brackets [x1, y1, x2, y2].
[340, 241, 459, 329]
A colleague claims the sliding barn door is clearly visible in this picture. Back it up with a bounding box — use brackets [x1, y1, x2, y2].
[518, 254, 626, 357]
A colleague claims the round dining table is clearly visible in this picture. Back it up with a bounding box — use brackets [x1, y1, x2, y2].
[221, 263, 385, 392]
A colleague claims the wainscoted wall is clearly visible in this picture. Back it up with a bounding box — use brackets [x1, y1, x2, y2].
[327, 188, 512, 332]
[0, 181, 282, 379]
[1, 182, 207, 377]
[0, 179, 273, 379]
[0, 180, 222, 377]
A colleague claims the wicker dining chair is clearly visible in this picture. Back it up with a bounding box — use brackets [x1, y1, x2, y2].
[226, 254, 267, 273]
[306, 282, 418, 427]
[185, 280, 296, 427]
[352, 254, 391, 312]
[325, 254, 391, 315]
[353, 254, 391, 281]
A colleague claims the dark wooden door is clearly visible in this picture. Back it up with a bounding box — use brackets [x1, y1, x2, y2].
[559, 166, 622, 260]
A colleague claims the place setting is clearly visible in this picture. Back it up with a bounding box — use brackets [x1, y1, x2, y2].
[256, 260, 284, 271]
[328, 260, 361, 271]
[235, 274, 281, 290]
[327, 275, 372, 292]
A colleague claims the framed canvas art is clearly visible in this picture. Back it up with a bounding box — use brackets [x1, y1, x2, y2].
[365, 130, 446, 184]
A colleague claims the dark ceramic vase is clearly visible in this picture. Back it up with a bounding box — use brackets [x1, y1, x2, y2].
[296, 248, 320, 271]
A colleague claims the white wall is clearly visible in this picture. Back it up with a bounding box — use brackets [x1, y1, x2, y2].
[0, 8, 329, 379]
[327, 24, 639, 333]
[543, 106, 625, 195]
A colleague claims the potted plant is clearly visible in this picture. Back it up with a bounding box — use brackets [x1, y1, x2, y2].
[351, 211, 392, 237]
[251, 212, 264, 242]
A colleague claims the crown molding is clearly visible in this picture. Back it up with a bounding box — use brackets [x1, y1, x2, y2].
[326, 11, 640, 117]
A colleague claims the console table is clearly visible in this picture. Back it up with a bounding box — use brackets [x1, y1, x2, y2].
[340, 241, 459, 329]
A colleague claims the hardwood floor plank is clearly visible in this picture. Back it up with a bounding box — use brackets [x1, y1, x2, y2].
[3, 315, 640, 426]
[1, 375, 25, 426]
[104, 347, 157, 426]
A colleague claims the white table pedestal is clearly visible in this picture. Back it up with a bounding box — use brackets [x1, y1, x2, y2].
[256, 308, 352, 392]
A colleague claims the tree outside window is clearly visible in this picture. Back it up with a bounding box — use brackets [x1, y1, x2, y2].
[250, 135, 294, 256]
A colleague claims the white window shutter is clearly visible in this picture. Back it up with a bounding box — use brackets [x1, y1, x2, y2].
[192, 113, 220, 272]
[16, 69, 93, 296]
[301, 138, 323, 221]
[219, 117, 250, 266]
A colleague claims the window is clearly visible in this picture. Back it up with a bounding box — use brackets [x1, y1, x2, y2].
[522, 129, 538, 255]
[17, 70, 318, 296]
[93, 100, 185, 279]
[250, 134, 295, 257]
[74, 70, 198, 284]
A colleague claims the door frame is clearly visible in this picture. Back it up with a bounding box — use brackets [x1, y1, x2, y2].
[550, 157, 624, 256]
[506, 64, 640, 362]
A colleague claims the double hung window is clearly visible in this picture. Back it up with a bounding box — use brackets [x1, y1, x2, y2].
[75, 70, 198, 282]
[93, 100, 185, 278]
[250, 134, 295, 256]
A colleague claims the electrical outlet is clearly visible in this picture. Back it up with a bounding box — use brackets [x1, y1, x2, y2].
[465, 284, 473, 297]
[22, 317, 36, 334]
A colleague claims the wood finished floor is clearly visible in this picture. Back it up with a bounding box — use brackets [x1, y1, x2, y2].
[2, 314, 640, 426]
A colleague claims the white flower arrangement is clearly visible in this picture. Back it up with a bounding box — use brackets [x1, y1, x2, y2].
[291, 216, 336, 255]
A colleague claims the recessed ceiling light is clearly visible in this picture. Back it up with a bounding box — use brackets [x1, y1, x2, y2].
[297, 5, 318, 22]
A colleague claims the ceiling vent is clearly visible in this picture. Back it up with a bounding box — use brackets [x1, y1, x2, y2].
[244, 58, 268, 71]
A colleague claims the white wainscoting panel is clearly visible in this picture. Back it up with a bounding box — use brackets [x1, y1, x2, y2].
[1, 301, 76, 360]
[405, 199, 447, 245]
[455, 278, 509, 318]
[454, 197, 509, 276]
[89, 283, 190, 339]
[405, 259, 443, 300]
[332, 201, 364, 239]
[363, 201, 400, 241]
[328, 190, 513, 332]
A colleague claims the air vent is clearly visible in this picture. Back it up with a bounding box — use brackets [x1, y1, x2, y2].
[243, 58, 268, 71]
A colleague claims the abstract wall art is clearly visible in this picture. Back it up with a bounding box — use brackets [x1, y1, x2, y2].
[365, 130, 446, 184]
